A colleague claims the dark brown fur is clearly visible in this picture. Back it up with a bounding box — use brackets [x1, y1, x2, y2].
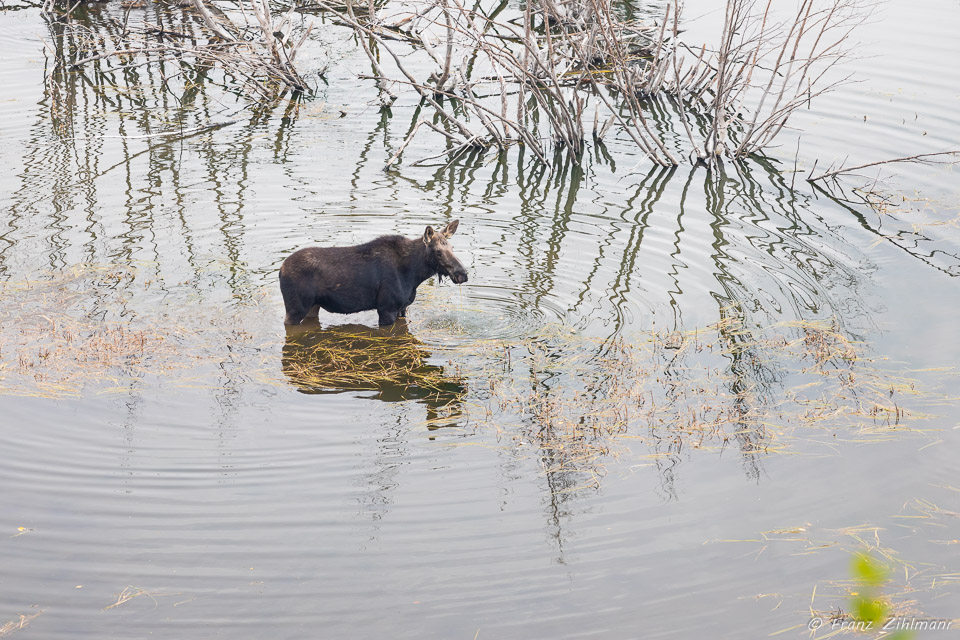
[279, 220, 467, 326]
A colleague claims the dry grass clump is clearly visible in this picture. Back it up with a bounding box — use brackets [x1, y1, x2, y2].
[0, 266, 202, 397]
[281, 323, 466, 406]
[411, 313, 944, 485]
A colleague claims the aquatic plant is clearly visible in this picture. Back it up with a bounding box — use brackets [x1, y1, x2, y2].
[2, 265, 949, 491]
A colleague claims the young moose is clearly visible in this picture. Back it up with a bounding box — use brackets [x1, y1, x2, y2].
[279, 220, 468, 326]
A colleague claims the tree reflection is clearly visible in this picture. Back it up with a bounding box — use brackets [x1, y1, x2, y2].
[0, 0, 948, 538]
[811, 182, 960, 277]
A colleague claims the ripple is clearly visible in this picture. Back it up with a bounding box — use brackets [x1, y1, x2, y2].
[2, 1, 960, 639]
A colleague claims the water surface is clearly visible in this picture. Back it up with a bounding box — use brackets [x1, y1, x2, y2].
[1, 0, 959, 637]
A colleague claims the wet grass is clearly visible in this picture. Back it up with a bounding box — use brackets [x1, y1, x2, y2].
[711, 481, 960, 636]
[281, 323, 467, 402]
[1, 263, 958, 631]
[0, 612, 42, 638]
[1, 265, 952, 473]
[752, 527, 957, 637]
[103, 585, 173, 611]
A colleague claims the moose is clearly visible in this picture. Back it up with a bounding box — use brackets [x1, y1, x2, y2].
[279, 220, 468, 326]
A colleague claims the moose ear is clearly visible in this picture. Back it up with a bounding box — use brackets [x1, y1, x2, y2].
[423, 225, 436, 244]
[442, 219, 459, 237]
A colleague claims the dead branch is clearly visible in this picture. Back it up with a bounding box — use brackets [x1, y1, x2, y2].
[192, 0, 237, 41]
[308, 0, 863, 170]
[343, 0, 396, 106]
[807, 151, 960, 183]
[46, 0, 313, 98]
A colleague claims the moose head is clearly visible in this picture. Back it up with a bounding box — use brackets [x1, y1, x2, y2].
[423, 220, 468, 284]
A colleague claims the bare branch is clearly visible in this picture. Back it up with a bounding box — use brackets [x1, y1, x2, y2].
[807, 151, 960, 183]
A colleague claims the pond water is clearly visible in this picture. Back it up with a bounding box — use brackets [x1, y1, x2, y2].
[0, 0, 958, 637]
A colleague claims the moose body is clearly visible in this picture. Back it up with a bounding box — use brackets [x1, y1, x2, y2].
[279, 220, 467, 326]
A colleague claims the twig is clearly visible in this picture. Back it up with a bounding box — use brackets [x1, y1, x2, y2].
[192, 0, 237, 41]
[807, 151, 960, 183]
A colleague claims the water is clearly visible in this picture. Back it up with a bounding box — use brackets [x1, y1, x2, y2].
[1, 0, 959, 637]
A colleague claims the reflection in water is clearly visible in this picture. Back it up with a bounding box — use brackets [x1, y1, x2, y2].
[1, 2, 295, 293]
[812, 182, 960, 277]
[1, 2, 959, 637]
[0, 0, 953, 559]
[281, 320, 465, 425]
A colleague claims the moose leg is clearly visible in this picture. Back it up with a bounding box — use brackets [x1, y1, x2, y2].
[377, 308, 399, 326]
[376, 280, 405, 326]
[398, 306, 408, 318]
[279, 276, 311, 325]
[284, 305, 308, 325]
[282, 292, 313, 325]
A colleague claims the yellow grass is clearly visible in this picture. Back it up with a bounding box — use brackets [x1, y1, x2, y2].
[0, 264, 953, 485]
[0, 612, 42, 638]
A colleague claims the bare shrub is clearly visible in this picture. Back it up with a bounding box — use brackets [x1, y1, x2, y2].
[42, 0, 315, 98]
[313, 0, 864, 169]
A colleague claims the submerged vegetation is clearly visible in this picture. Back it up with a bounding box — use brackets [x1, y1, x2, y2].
[714, 512, 960, 636]
[1, 0, 958, 635]
[1, 264, 952, 490]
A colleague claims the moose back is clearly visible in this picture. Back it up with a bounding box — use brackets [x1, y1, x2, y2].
[279, 220, 467, 326]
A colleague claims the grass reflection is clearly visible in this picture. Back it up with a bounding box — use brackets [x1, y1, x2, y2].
[281, 320, 466, 425]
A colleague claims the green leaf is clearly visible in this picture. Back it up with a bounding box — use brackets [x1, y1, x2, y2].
[851, 552, 889, 587]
